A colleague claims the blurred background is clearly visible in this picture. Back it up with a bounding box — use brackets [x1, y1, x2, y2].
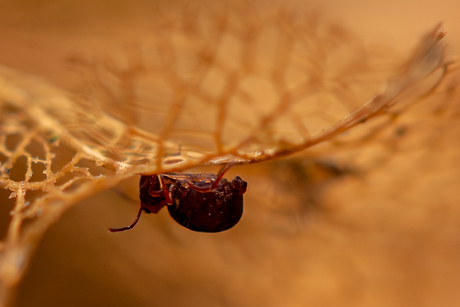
[1, 0, 460, 306]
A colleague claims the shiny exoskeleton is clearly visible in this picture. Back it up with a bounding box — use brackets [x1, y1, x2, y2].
[109, 173, 247, 233]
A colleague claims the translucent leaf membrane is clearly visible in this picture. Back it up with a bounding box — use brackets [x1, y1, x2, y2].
[0, 5, 454, 306]
[68, 9, 401, 171]
[68, 13, 450, 169]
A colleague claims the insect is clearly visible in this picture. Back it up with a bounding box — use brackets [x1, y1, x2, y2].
[109, 166, 247, 233]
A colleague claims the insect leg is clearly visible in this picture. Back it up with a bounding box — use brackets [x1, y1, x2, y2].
[187, 163, 234, 192]
[165, 183, 176, 205]
[108, 206, 143, 232]
[148, 175, 175, 204]
[148, 175, 165, 196]
[211, 163, 234, 190]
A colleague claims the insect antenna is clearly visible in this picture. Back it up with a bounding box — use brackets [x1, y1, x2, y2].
[109, 206, 143, 232]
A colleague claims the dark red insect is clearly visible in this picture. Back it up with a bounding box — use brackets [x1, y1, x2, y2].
[109, 168, 247, 233]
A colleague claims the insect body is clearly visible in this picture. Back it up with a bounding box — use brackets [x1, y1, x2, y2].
[110, 172, 247, 233]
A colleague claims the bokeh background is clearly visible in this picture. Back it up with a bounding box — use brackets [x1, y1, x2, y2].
[1, 0, 460, 306]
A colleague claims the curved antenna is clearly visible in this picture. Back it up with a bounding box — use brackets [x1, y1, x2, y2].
[109, 206, 143, 232]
